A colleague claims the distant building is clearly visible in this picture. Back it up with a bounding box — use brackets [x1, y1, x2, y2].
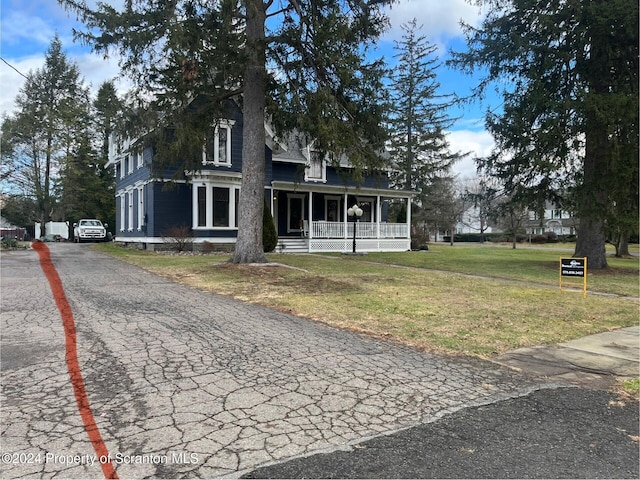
[455, 205, 496, 235]
[0, 216, 26, 240]
[448, 201, 578, 239]
[524, 202, 577, 236]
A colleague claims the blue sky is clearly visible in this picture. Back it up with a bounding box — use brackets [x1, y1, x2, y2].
[0, 0, 497, 178]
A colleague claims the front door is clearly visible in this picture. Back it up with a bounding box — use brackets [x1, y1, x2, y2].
[287, 194, 305, 234]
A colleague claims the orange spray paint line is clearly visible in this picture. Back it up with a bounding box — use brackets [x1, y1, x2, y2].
[32, 242, 118, 479]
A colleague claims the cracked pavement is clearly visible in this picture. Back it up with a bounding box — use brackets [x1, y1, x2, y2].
[1, 244, 548, 478]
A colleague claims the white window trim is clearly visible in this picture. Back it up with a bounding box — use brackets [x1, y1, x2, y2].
[202, 121, 235, 166]
[137, 185, 145, 231]
[355, 197, 375, 222]
[304, 148, 327, 183]
[136, 149, 144, 169]
[192, 182, 238, 230]
[119, 158, 125, 179]
[324, 195, 342, 222]
[127, 188, 134, 231]
[119, 193, 126, 231]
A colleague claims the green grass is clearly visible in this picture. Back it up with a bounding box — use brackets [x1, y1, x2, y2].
[623, 378, 640, 393]
[94, 243, 639, 357]
[336, 244, 639, 297]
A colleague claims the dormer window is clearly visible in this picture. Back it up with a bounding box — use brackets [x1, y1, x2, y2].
[203, 121, 234, 166]
[306, 150, 326, 182]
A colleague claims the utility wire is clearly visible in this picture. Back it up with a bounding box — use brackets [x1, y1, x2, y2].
[0, 57, 28, 79]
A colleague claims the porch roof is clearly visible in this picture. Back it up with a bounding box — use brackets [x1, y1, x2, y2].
[271, 181, 415, 199]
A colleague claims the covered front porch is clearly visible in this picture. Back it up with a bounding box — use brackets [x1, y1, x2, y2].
[270, 181, 413, 253]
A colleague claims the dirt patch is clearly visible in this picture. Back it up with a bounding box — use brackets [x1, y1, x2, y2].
[215, 262, 360, 295]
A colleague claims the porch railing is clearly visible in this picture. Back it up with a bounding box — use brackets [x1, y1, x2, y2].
[311, 221, 408, 239]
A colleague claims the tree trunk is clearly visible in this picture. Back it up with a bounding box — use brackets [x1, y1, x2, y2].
[616, 230, 630, 257]
[575, 101, 608, 269]
[575, 217, 607, 268]
[575, 9, 609, 270]
[232, 0, 267, 264]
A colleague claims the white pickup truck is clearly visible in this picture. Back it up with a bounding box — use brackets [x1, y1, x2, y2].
[73, 219, 108, 243]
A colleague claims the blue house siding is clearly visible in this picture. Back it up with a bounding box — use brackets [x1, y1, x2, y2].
[271, 162, 307, 184]
[270, 161, 389, 190]
[149, 182, 191, 237]
[227, 105, 244, 175]
[115, 147, 153, 192]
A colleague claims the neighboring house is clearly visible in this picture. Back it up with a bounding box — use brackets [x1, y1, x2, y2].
[524, 202, 577, 236]
[455, 205, 496, 235]
[107, 101, 413, 253]
[452, 201, 578, 238]
[0, 216, 26, 240]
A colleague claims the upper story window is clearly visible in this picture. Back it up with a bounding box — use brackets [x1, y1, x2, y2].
[305, 150, 326, 182]
[136, 149, 144, 169]
[203, 121, 234, 166]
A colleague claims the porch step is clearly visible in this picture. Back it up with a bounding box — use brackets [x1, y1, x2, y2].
[276, 238, 308, 253]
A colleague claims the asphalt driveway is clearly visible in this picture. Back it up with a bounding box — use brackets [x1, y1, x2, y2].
[0, 243, 636, 479]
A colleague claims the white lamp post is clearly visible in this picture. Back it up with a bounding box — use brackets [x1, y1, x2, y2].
[347, 204, 363, 253]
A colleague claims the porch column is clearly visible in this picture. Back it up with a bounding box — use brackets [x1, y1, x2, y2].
[270, 188, 276, 234]
[376, 195, 381, 239]
[344, 192, 349, 240]
[269, 188, 274, 216]
[406, 196, 412, 239]
[307, 191, 313, 240]
[192, 183, 198, 228]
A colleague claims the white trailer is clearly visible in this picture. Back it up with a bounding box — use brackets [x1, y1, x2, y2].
[35, 221, 70, 240]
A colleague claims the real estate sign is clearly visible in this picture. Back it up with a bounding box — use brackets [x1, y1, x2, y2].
[559, 257, 587, 297]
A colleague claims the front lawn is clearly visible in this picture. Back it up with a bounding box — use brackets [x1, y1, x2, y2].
[95, 243, 639, 357]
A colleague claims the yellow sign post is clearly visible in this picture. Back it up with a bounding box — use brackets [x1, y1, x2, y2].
[559, 257, 587, 297]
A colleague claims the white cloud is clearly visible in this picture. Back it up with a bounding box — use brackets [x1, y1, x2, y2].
[1, 57, 38, 117]
[1, 52, 129, 118]
[75, 52, 130, 95]
[383, 0, 483, 45]
[0, 0, 130, 117]
[1, 0, 83, 49]
[447, 129, 495, 179]
[2, 12, 56, 48]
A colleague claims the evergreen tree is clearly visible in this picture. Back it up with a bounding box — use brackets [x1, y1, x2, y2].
[59, 133, 106, 222]
[0, 36, 90, 228]
[61, 0, 393, 263]
[92, 81, 123, 230]
[262, 199, 278, 253]
[387, 19, 464, 204]
[451, 0, 639, 269]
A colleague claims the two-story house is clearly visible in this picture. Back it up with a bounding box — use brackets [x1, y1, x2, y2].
[525, 202, 578, 236]
[107, 101, 413, 253]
